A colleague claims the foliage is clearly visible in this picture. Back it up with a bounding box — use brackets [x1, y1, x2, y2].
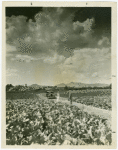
[7, 85, 36, 92]
[6, 98, 112, 145]
[73, 95, 111, 110]
[6, 84, 14, 92]
[63, 85, 112, 90]
[60, 89, 111, 110]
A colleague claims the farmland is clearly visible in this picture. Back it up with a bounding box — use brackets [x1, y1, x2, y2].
[6, 89, 111, 110]
[6, 97, 112, 145]
[6, 88, 112, 145]
[6, 91, 38, 100]
[6, 89, 45, 100]
[59, 89, 111, 110]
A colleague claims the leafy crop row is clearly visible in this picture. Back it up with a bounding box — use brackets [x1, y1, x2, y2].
[6, 98, 112, 145]
[72, 95, 111, 110]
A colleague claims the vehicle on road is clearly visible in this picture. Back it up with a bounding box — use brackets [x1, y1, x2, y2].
[46, 90, 56, 99]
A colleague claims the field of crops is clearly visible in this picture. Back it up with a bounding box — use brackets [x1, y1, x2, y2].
[60, 89, 111, 110]
[72, 95, 111, 110]
[6, 89, 46, 100]
[6, 91, 38, 100]
[6, 98, 112, 145]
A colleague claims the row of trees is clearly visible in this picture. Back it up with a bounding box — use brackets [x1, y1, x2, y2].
[6, 84, 112, 92]
[6, 84, 14, 92]
[63, 84, 112, 90]
[6, 84, 36, 92]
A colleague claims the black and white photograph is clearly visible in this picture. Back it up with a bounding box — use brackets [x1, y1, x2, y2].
[2, 2, 117, 148]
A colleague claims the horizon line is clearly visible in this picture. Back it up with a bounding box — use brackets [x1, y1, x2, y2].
[6, 82, 111, 86]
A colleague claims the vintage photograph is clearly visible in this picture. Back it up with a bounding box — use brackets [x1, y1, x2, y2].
[2, 2, 117, 148]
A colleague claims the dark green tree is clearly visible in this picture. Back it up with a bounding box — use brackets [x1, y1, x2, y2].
[6, 84, 13, 92]
[64, 86, 68, 90]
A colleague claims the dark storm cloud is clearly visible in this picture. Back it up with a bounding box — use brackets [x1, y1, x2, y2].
[73, 7, 111, 45]
[6, 7, 42, 21]
[73, 7, 111, 31]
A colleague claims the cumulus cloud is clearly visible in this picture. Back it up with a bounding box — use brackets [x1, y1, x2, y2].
[6, 45, 17, 63]
[6, 15, 29, 43]
[6, 44, 17, 58]
[6, 44, 16, 52]
[11, 54, 40, 63]
[43, 53, 65, 64]
[10, 52, 65, 64]
[73, 18, 94, 32]
[6, 7, 111, 85]
[58, 47, 111, 84]
[6, 7, 104, 60]
[98, 36, 110, 47]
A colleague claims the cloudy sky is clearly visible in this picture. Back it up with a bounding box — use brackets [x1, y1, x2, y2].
[6, 7, 111, 86]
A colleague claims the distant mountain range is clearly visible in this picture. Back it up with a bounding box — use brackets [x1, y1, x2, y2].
[29, 84, 52, 89]
[56, 82, 110, 88]
[56, 83, 66, 87]
[28, 82, 110, 89]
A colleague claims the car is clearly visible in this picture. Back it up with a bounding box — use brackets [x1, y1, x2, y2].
[46, 90, 56, 99]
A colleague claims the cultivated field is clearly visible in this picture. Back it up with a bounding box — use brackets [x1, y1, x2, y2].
[6, 98, 111, 145]
[6, 91, 38, 100]
[60, 89, 111, 110]
[6, 89, 45, 100]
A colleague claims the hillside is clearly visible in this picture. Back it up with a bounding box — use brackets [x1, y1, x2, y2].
[56, 83, 66, 87]
[29, 84, 41, 89]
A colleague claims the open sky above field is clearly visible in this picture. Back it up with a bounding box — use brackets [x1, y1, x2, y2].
[6, 7, 111, 86]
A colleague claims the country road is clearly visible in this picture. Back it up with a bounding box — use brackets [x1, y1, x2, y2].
[37, 94, 111, 125]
